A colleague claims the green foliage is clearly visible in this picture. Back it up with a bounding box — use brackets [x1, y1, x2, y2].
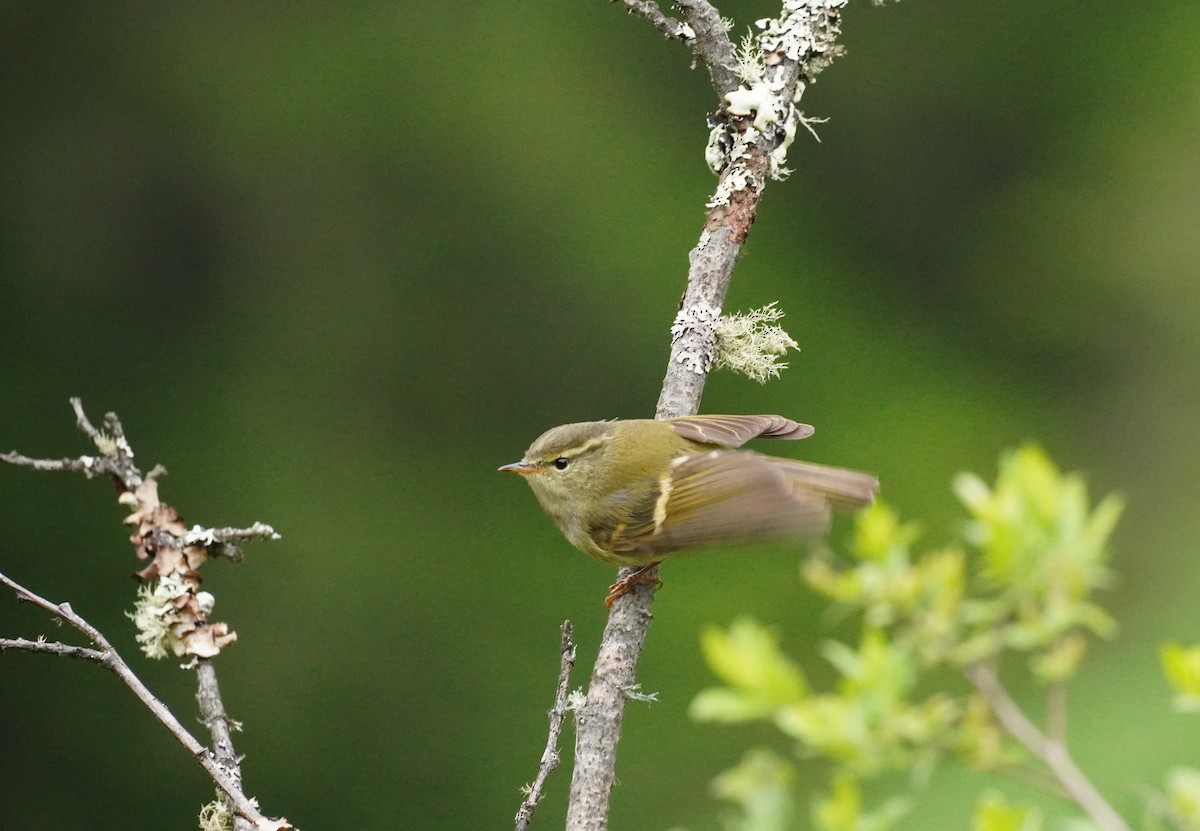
[954, 445, 1122, 674]
[972, 792, 1043, 831]
[1161, 644, 1200, 714]
[692, 618, 809, 722]
[692, 445, 1127, 829]
[1151, 596, 1200, 825]
[1165, 769, 1200, 831]
[810, 774, 908, 831]
[1145, 768, 1200, 831]
[711, 749, 799, 831]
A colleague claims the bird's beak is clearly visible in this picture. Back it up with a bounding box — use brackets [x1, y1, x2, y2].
[498, 461, 538, 475]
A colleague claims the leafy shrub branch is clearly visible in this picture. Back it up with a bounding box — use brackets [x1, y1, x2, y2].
[683, 445, 1200, 831]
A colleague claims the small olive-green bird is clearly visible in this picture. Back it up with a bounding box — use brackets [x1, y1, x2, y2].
[500, 414, 877, 604]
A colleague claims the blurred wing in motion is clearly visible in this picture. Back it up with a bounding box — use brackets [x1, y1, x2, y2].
[590, 449, 876, 560]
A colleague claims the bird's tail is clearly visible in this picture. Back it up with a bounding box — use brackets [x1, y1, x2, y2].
[772, 458, 879, 510]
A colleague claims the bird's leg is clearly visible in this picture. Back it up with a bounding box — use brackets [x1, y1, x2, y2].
[604, 563, 663, 608]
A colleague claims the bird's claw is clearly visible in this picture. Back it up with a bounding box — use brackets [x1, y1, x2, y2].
[604, 564, 664, 608]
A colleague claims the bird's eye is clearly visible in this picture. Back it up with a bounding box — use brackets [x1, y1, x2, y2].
[553, 457, 570, 470]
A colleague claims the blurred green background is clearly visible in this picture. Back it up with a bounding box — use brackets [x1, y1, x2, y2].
[1, 2, 1197, 829]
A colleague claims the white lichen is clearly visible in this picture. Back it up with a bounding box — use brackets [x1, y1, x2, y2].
[670, 303, 721, 374]
[798, 111, 828, 141]
[127, 574, 191, 659]
[185, 524, 217, 546]
[704, 130, 729, 177]
[707, 166, 757, 207]
[770, 103, 798, 177]
[733, 30, 765, 84]
[93, 431, 120, 457]
[196, 591, 216, 616]
[622, 683, 660, 703]
[708, 2, 841, 186]
[713, 302, 800, 383]
[198, 797, 233, 831]
[724, 81, 781, 132]
[566, 689, 588, 711]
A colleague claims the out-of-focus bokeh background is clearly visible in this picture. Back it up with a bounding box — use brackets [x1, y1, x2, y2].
[1, 2, 1198, 828]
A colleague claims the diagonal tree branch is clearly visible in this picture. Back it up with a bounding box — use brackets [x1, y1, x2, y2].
[566, 3, 851, 829]
[0, 570, 290, 831]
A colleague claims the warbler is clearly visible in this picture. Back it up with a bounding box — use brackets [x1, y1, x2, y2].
[499, 414, 877, 605]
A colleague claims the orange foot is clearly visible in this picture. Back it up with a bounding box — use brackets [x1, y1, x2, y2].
[604, 563, 664, 608]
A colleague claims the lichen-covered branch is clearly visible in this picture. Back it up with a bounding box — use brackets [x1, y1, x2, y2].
[2, 398, 284, 831]
[566, 4, 853, 828]
[197, 658, 249, 827]
[614, 1, 695, 43]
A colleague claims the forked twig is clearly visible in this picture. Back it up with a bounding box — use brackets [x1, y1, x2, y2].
[965, 662, 1130, 831]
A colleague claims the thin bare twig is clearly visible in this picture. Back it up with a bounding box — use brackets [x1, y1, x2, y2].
[196, 658, 253, 831]
[515, 621, 577, 831]
[995, 762, 1072, 801]
[0, 570, 290, 830]
[566, 4, 851, 829]
[965, 663, 1130, 831]
[1046, 680, 1067, 745]
[0, 636, 106, 662]
[3, 400, 144, 487]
